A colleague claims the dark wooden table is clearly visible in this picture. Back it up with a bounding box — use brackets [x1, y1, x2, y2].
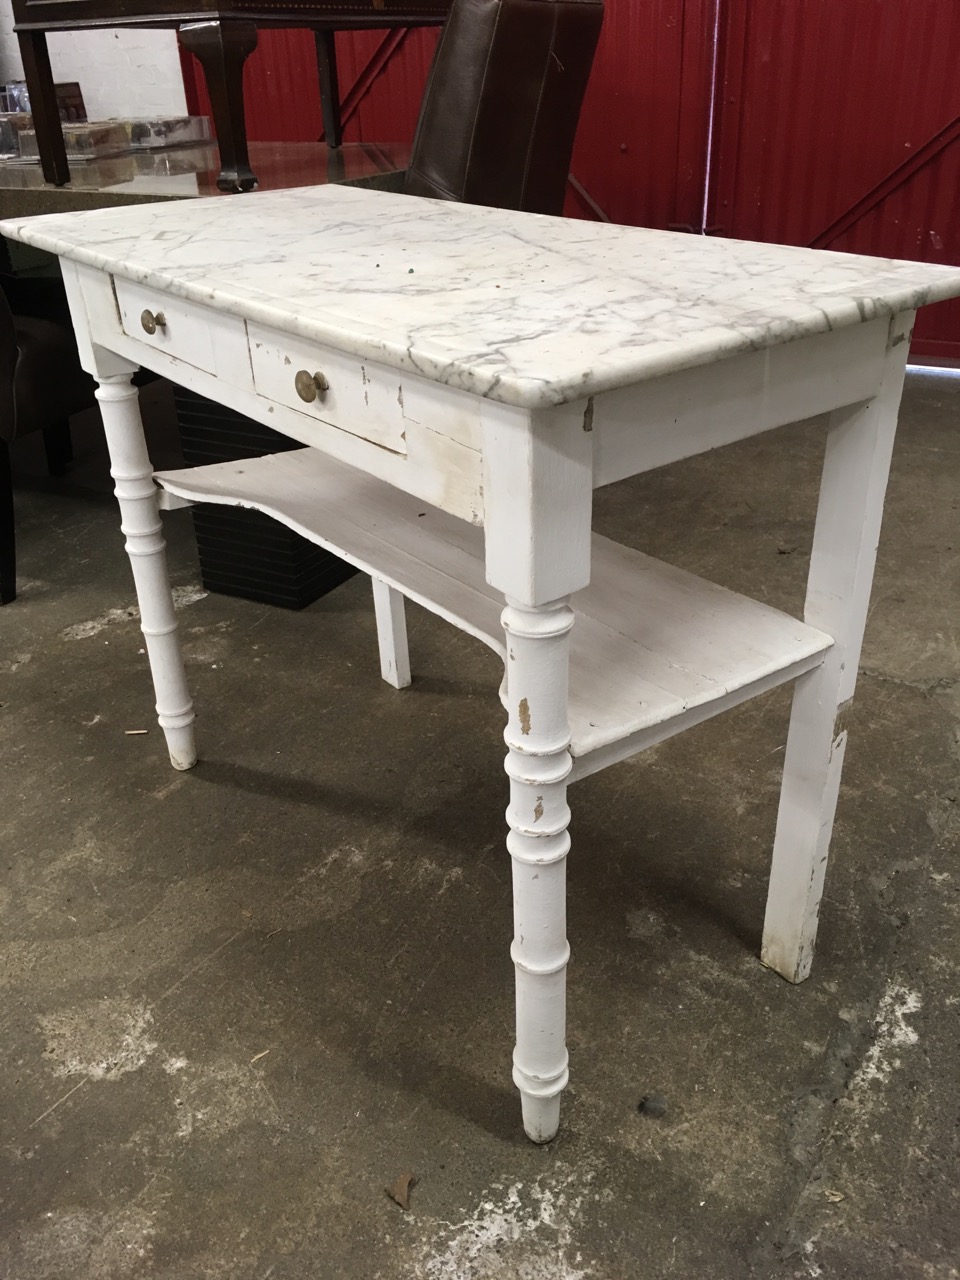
[12, 0, 450, 192]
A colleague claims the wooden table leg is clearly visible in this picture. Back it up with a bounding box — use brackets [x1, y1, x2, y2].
[96, 374, 198, 771]
[178, 20, 258, 193]
[371, 578, 411, 689]
[17, 30, 69, 187]
[482, 400, 593, 1142]
[761, 311, 915, 983]
[502, 595, 575, 1142]
[314, 29, 343, 149]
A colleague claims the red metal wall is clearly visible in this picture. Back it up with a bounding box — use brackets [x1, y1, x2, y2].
[567, 0, 715, 228]
[335, 28, 440, 142]
[182, 0, 715, 232]
[182, 27, 439, 146]
[710, 0, 960, 357]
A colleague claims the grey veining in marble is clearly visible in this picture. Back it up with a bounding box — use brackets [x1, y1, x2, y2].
[3, 185, 960, 408]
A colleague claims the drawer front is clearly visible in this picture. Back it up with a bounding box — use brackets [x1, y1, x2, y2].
[248, 323, 407, 455]
[114, 277, 252, 387]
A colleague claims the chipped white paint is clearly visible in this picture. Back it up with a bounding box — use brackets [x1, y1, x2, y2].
[97, 374, 198, 772]
[249, 321, 408, 453]
[591, 320, 890, 488]
[9, 184, 957, 1145]
[500, 598, 576, 1143]
[154, 448, 833, 774]
[114, 276, 252, 393]
[372, 578, 412, 689]
[762, 313, 913, 984]
[39, 999, 158, 1081]
[413, 1169, 593, 1280]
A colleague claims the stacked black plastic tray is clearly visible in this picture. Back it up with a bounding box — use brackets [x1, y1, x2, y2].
[174, 387, 358, 610]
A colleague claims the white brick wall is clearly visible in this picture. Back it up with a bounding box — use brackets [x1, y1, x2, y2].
[0, 0, 186, 119]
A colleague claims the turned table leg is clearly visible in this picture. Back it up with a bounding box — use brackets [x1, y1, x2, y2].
[178, 20, 258, 193]
[502, 596, 575, 1141]
[96, 375, 197, 771]
[762, 312, 914, 982]
[482, 399, 593, 1141]
[17, 30, 69, 186]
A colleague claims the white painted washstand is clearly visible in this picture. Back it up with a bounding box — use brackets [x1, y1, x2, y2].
[4, 187, 959, 1143]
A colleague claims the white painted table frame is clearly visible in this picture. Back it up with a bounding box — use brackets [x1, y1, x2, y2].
[8, 186, 955, 1144]
[70, 283, 906, 1142]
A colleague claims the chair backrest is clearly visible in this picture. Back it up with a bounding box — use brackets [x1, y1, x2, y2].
[404, 0, 604, 216]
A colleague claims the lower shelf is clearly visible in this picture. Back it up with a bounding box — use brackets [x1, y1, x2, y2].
[154, 449, 834, 780]
[175, 383, 358, 610]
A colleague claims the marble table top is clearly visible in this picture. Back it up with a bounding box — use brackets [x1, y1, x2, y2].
[3, 185, 960, 409]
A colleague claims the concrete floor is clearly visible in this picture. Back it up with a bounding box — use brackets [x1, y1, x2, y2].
[1, 372, 958, 1280]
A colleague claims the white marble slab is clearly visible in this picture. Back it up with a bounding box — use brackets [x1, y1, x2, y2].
[3, 185, 960, 408]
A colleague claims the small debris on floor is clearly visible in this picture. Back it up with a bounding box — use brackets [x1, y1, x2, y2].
[124, 729, 149, 736]
[638, 1092, 668, 1119]
[824, 1188, 846, 1203]
[385, 1171, 418, 1211]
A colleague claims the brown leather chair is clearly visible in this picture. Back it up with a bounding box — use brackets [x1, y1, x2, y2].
[0, 255, 96, 604]
[405, 0, 604, 216]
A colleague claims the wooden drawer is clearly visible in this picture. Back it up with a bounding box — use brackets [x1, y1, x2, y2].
[248, 323, 407, 455]
[114, 277, 252, 388]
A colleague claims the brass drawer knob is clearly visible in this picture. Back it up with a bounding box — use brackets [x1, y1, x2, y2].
[140, 309, 166, 335]
[294, 369, 330, 403]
